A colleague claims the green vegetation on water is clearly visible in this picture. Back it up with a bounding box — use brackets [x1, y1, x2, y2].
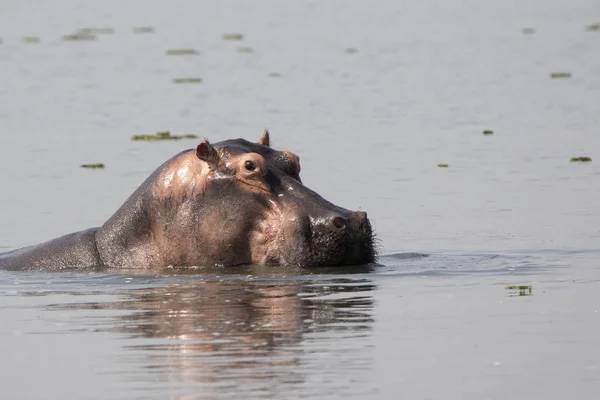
[131, 131, 199, 141]
[550, 72, 571, 79]
[505, 285, 533, 296]
[172, 77, 202, 84]
[22, 36, 40, 43]
[80, 163, 105, 169]
[506, 285, 532, 290]
[80, 28, 114, 35]
[133, 27, 155, 34]
[63, 31, 97, 41]
[585, 23, 600, 31]
[437, 164, 449, 168]
[222, 33, 244, 40]
[166, 49, 198, 55]
[237, 46, 253, 53]
[482, 130, 494, 135]
[570, 156, 592, 162]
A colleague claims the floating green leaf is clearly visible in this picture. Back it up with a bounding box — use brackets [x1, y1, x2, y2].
[80, 163, 105, 169]
[570, 156, 592, 162]
[505, 285, 532, 296]
[482, 130, 494, 135]
[237, 46, 253, 53]
[80, 28, 114, 35]
[166, 48, 198, 55]
[550, 72, 571, 79]
[222, 33, 244, 40]
[437, 164, 449, 168]
[172, 77, 202, 84]
[585, 23, 600, 31]
[131, 131, 199, 141]
[133, 27, 155, 34]
[63, 32, 97, 41]
[22, 36, 40, 43]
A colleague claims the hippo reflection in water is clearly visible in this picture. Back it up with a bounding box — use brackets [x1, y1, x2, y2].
[0, 131, 376, 271]
[49, 278, 376, 391]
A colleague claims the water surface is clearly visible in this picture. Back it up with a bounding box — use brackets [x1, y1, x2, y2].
[1, 0, 599, 398]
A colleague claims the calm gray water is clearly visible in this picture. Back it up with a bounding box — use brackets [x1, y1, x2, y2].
[1, 0, 600, 398]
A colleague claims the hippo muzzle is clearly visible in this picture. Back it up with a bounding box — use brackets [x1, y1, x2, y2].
[270, 174, 376, 267]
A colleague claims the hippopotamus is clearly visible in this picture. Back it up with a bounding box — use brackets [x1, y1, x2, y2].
[0, 131, 376, 271]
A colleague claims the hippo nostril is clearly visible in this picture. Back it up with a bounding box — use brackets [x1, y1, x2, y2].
[349, 211, 369, 229]
[330, 216, 347, 230]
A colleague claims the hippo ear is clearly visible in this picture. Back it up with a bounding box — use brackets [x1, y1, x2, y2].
[258, 129, 270, 147]
[196, 140, 221, 171]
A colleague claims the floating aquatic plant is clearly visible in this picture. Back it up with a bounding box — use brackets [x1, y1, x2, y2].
[585, 23, 600, 31]
[222, 33, 244, 40]
[482, 130, 494, 135]
[63, 31, 97, 41]
[22, 36, 40, 43]
[550, 72, 571, 79]
[133, 27, 155, 34]
[505, 285, 532, 296]
[80, 28, 114, 35]
[437, 164, 449, 168]
[570, 156, 592, 162]
[172, 77, 202, 84]
[80, 163, 105, 169]
[131, 131, 199, 141]
[166, 48, 198, 55]
[237, 46, 253, 53]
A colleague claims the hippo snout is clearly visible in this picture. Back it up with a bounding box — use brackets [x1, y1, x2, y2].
[302, 209, 375, 266]
[318, 210, 369, 233]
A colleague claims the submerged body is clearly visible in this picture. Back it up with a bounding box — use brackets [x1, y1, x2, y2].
[0, 131, 376, 271]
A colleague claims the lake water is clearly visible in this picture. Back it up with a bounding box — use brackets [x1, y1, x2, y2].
[1, 0, 600, 398]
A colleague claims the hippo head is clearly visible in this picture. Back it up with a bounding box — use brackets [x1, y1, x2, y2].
[152, 131, 376, 268]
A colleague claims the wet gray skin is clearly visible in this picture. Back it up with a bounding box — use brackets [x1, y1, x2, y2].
[0, 131, 376, 271]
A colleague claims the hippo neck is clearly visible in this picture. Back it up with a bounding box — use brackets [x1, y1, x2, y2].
[95, 150, 206, 268]
[94, 174, 158, 268]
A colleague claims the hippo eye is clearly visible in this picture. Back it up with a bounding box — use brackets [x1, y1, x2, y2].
[244, 160, 256, 171]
